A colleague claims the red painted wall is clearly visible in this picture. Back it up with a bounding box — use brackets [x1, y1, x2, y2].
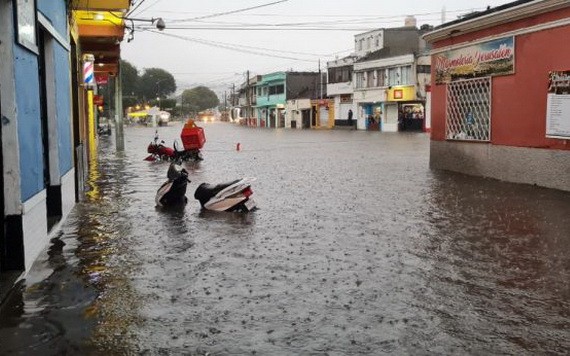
[430, 8, 570, 150]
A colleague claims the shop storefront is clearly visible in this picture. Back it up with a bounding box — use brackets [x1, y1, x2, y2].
[386, 85, 424, 132]
[424, 0, 570, 191]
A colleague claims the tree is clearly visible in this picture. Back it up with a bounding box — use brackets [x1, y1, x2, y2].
[120, 59, 139, 97]
[181, 86, 220, 113]
[139, 68, 176, 101]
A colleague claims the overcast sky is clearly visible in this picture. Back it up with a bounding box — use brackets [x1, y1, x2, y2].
[121, 0, 514, 96]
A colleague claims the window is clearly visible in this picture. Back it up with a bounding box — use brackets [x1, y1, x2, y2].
[400, 65, 412, 85]
[388, 68, 398, 86]
[355, 72, 365, 89]
[417, 65, 431, 74]
[375, 36, 380, 47]
[328, 66, 352, 84]
[366, 70, 375, 87]
[377, 69, 386, 87]
[269, 84, 284, 95]
[446, 77, 491, 141]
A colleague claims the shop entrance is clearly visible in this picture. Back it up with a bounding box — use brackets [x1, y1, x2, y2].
[301, 110, 311, 128]
[399, 103, 425, 131]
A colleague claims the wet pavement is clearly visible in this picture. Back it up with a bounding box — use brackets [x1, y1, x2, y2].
[0, 121, 569, 355]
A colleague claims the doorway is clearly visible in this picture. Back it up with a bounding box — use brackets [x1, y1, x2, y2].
[301, 109, 310, 129]
[38, 29, 62, 230]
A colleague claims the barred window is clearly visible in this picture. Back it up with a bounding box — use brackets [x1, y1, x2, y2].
[446, 77, 491, 141]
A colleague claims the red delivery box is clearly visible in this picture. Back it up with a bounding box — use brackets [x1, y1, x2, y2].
[180, 119, 206, 150]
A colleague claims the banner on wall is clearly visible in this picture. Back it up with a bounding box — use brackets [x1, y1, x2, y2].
[434, 36, 515, 84]
[546, 70, 570, 139]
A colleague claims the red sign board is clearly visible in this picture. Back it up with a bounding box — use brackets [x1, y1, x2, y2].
[93, 95, 104, 106]
[95, 73, 108, 85]
[393, 89, 403, 99]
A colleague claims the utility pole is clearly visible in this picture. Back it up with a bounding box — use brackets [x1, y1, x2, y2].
[246, 70, 250, 118]
[232, 83, 236, 106]
[318, 59, 322, 99]
[115, 61, 124, 151]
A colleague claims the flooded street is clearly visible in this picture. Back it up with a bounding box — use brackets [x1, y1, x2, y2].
[1, 122, 569, 355]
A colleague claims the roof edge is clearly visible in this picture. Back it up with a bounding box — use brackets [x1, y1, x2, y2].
[423, 0, 569, 43]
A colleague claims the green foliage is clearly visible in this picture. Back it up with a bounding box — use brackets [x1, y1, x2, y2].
[122, 96, 138, 110]
[120, 60, 139, 97]
[139, 68, 176, 100]
[160, 98, 177, 110]
[181, 86, 220, 113]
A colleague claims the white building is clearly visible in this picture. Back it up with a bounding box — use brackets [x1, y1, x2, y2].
[326, 20, 431, 130]
[285, 99, 312, 129]
[326, 56, 357, 127]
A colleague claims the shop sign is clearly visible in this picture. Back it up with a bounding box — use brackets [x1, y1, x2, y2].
[95, 73, 109, 85]
[387, 86, 415, 101]
[546, 70, 570, 139]
[93, 95, 104, 106]
[15, 0, 37, 52]
[434, 36, 514, 84]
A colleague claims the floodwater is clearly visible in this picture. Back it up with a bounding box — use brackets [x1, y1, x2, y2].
[1, 122, 569, 355]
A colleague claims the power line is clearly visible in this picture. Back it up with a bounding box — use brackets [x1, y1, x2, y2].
[130, 0, 165, 18]
[169, 0, 290, 23]
[169, 10, 464, 27]
[143, 30, 319, 63]
[136, 29, 333, 57]
[126, 0, 148, 17]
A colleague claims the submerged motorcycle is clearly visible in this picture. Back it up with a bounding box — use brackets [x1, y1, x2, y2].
[145, 131, 203, 162]
[194, 178, 257, 212]
[155, 162, 191, 207]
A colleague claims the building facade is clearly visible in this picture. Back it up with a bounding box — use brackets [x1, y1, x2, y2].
[0, 0, 75, 279]
[424, 0, 570, 191]
[236, 74, 260, 126]
[326, 56, 356, 128]
[0, 0, 130, 299]
[255, 71, 323, 128]
[328, 23, 432, 132]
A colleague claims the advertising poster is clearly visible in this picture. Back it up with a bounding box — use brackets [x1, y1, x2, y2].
[434, 37, 515, 84]
[546, 70, 570, 139]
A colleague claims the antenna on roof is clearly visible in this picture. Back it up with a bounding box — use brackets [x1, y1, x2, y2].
[441, 6, 446, 24]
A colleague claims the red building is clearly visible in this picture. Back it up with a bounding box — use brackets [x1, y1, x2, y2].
[424, 0, 570, 191]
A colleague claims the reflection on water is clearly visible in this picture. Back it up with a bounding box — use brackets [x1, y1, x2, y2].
[0, 123, 568, 355]
[415, 172, 570, 354]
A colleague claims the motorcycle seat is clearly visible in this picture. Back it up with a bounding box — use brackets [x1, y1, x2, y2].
[194, 180, 241, 203]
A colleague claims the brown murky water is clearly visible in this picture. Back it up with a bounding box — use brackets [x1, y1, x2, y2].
[1, 122, 569, 355]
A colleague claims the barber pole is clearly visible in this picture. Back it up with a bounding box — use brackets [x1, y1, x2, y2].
[83, 61, 94, 85]
[82, 53, 95, 86]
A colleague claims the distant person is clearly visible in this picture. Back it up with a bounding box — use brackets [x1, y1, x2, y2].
[347, 109, 353, 128]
